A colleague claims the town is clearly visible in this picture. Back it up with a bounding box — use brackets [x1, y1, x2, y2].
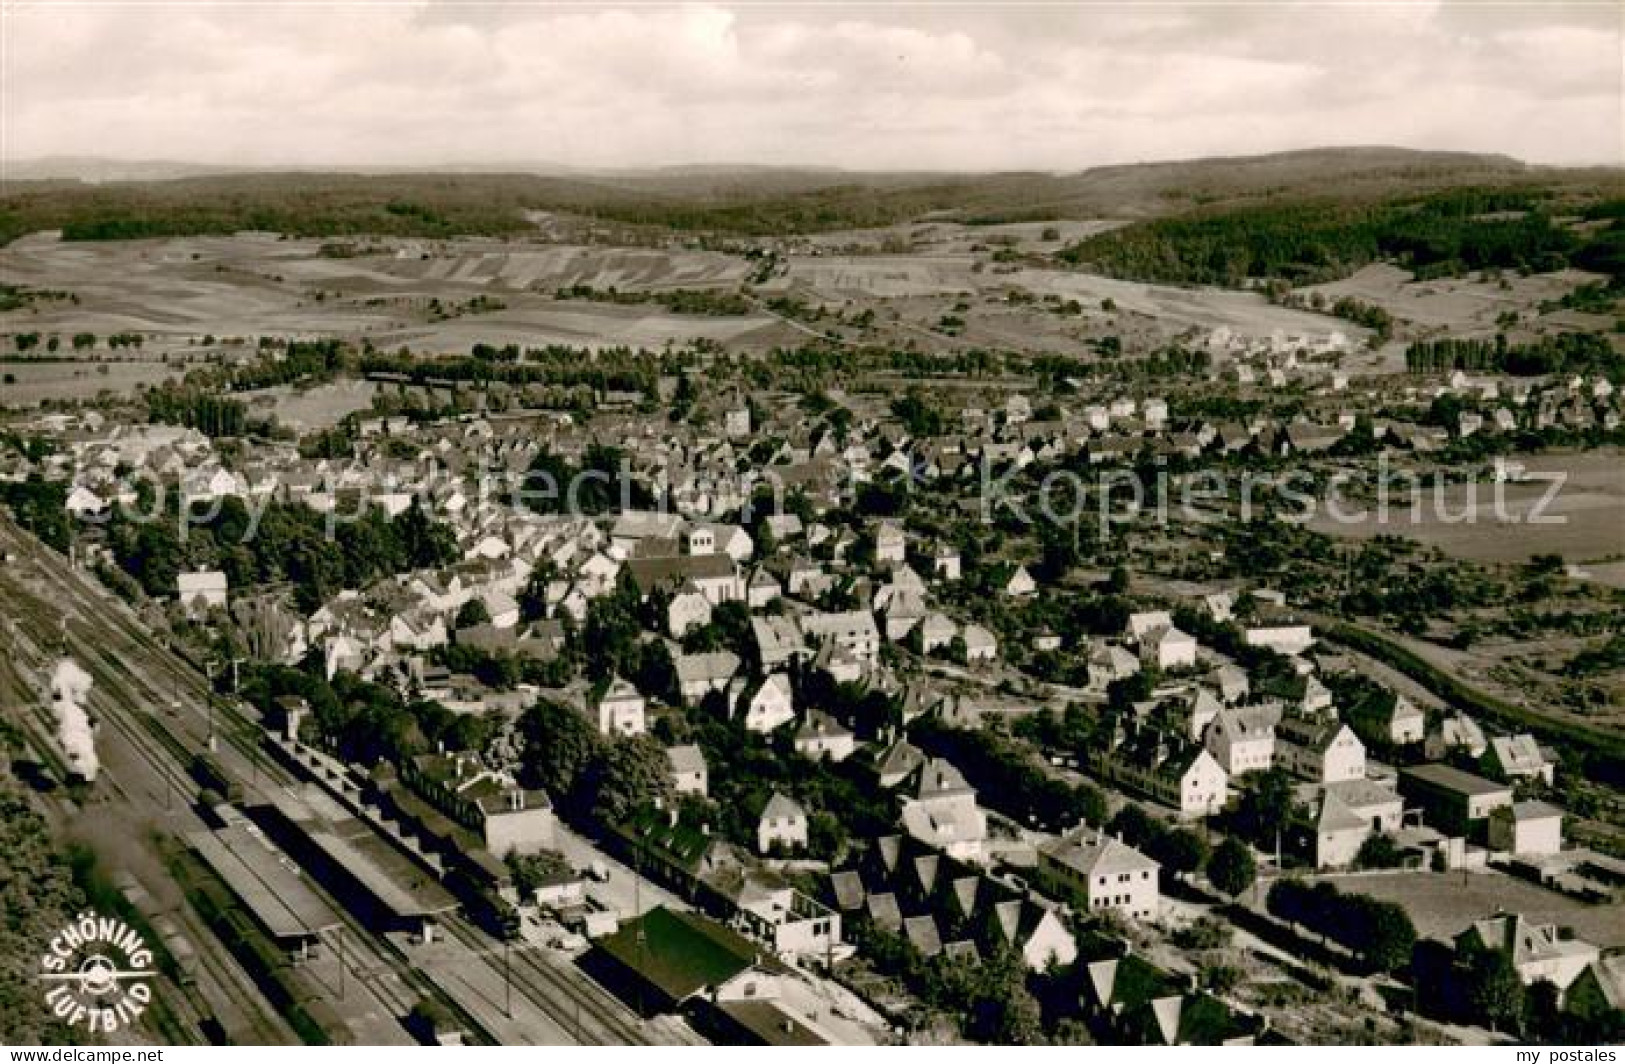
[3, 177, 1622, 1044]
[1, 3, 1622, 1049]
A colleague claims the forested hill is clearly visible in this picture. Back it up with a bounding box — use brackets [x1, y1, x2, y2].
[0, 146, 1609, 245]
[1058, 186, 1625, 287]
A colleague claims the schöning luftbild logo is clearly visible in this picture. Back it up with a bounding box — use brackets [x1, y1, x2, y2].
[39, 910, 155, 1033]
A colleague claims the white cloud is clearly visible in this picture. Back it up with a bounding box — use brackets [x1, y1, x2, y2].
[1, 1, 1616, 170]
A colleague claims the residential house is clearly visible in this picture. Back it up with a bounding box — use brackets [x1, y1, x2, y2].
[1564, 957, 1625, 1032]
[757, 793, 809, 854]
[1276, 715, 1366, 784]
[1089, 643, 1141, 692]
[899, 759, 989, 864]
[1244, 625, 1315, 656]
[874, 521, 907, 564]
[1004, 566, 1038, 598]
[752, 615, 810, 670]
[875, 740, 927, 790]
[1095, 738, 1230, 820]
[667, 582, 714, 638]
[794, 711, 857, 762]
[1038, 830, 1161, 921]
[1386, 695, 1427, 746]
[1141, 625, 1197, 671]
[675, 650, 741, 705]
[961, 624, 998, 664]
[1126, 611, 1175, 644]
[177, 569, 228, 614]
[1486, 733, 1557, 785]
[916, 612, 957, 655]
[989, 900, 1077, 971]
[1455, 913, 1600, 994]
[1427, 712, 1489, 760]
[799, 610, 881, 659]
[666, 744, 709, 798]
[746, 567, 781, 609]
[1204, 705, 1279, 776]
[1488, 801, 1563, 857]
[741, 674, 795, 734]
[594, 677, 648, 737]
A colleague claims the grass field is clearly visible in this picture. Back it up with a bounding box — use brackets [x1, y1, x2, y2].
[1316, 869, 1625, 949]
[1308, 450, 1625, 564]
[1301, 264, 1608, 338]
[1, 358, 181, 406]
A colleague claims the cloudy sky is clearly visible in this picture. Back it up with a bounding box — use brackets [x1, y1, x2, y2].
[3, 1, 1619, 172]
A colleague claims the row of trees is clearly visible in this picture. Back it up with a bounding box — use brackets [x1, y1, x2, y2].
[145, 386, 252, 437]
[1266, 878, 1417, 973]
[1405, 331, 1621, 377]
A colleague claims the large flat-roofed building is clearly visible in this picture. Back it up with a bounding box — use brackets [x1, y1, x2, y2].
[1400, 763, 1513, 836]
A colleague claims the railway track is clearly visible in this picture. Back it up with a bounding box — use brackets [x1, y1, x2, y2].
[0, 523, 433, 1044]
[0, 516, 663, 1044]
[0, 615, 295, 1045]
[436, 914, 685, 1045]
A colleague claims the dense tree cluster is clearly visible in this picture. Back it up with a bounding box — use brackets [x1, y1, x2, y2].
[361, 347, 665, 399]
[913, 718, 1108, 832]
[1108, 803, 1212, 882]
[0, 767, 89, 1045]
[1061, 189, 1609, 287]
[1205, 837, 1257, 897]
[0, 473, 71, 552]
[517, 697, 674, 825]
[145, 386, 252, 437]
[106, 493, 456, 611]
[246, 662, 491, 766]
[851, 921, 1044, 1044]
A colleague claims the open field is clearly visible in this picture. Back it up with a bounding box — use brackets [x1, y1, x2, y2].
[1316, 869, 1625, 950]
[1301, 264, 1607, 338]
[2, 227, 1376, 363]
[762, 253, 1365, 347]
[795, 218, 1126, 254]
[240, 379, 381, 430]
[1, 357, 182, 405]
[0, 232, 792, 353]
[1308, 450, 1625, 564]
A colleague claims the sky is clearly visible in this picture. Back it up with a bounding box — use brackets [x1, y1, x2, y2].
[2, 0, 1620, 173]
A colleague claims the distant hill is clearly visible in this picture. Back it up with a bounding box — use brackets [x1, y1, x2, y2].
[0, 147, 1618, 246]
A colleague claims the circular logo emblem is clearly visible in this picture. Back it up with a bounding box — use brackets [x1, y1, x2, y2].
[40, 911, 155, 1034]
